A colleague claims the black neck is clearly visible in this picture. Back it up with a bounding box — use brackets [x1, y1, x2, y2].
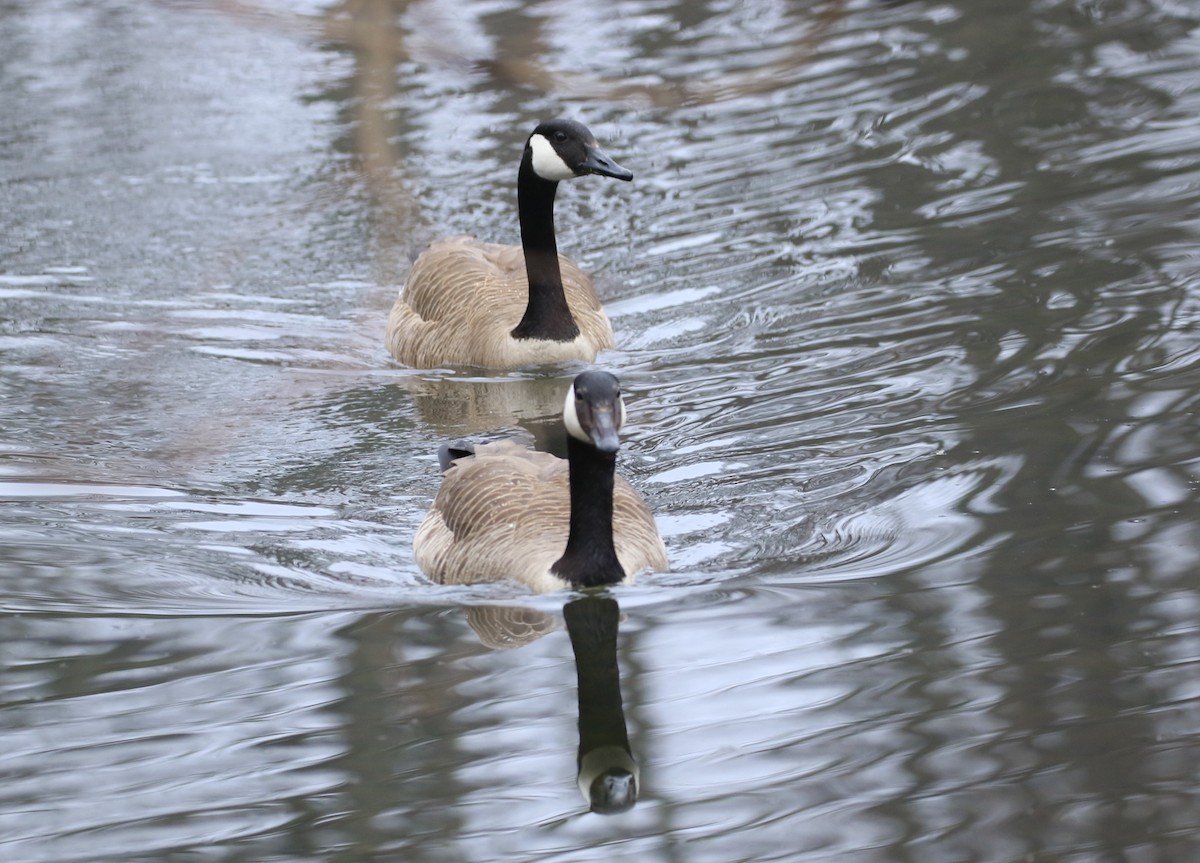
[551, 436, 625, 587]
[510, 155, 581, 342]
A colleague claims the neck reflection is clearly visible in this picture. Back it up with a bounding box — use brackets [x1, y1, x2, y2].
[564, 594, 638, 814]
[464, 594, 639, 815]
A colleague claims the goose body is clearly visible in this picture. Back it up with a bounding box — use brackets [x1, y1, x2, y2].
[387, 237, 611, 369]
[414, 372, 668, 591]
[386, 120, 632, 370]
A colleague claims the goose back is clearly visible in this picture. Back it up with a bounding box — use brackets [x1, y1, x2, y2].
[413, 439, 666, 592]
[386, 236, 614, 369]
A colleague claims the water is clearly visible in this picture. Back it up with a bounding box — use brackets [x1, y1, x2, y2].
[4, 0, 1200, 859]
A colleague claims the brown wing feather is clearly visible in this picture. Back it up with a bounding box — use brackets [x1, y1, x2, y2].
[413, 439, 667, 590]
[386, 236, 614, 369]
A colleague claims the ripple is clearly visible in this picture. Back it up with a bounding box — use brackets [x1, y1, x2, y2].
[0, 480, 184, 499]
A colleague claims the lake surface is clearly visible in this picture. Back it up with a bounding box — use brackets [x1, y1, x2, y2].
[4, 0, 1200, 860]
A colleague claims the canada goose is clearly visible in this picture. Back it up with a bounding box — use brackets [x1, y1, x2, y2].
[386, 119, 633, 369]
[414, 371, 668, 591]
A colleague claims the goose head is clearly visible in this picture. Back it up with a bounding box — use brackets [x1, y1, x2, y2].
[563, 370, 627, 454]
[526, 119, 633, 183]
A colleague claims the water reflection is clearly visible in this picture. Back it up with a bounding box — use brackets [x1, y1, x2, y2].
[464, 604, 561, 650]
[465, 595, 640, 815]
[403, 372, 572, 446]
[565, 595, 639, 815]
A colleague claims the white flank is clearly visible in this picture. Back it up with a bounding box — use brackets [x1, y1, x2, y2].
[563, 383, 590, 443]
[529, 133, 576, 181]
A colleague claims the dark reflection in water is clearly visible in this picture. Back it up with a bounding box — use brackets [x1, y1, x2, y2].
[565, 595, 639, 815]
[224, 596, 642, 858]
[855, 8, 1200, 851]
[463, 597, 640, 814]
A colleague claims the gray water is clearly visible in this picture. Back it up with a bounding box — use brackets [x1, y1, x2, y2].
[4, 0, 1200, 860]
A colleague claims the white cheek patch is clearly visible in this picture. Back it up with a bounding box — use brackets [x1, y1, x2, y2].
[563, 384, 591, 443]
[616, 395, 626, 432]
[529, 133, 576, 181]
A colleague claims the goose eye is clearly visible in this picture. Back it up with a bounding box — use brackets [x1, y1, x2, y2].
[554, 131, 567, 142]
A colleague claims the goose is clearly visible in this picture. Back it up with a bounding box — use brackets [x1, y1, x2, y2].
[413, 371, 668, 591]
[386, 119, 633, 369]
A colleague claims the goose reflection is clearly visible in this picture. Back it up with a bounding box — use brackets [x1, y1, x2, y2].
[565, 594, 638, 814]
[402, 373, 572, 446]
[465, 594, 638, 814]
